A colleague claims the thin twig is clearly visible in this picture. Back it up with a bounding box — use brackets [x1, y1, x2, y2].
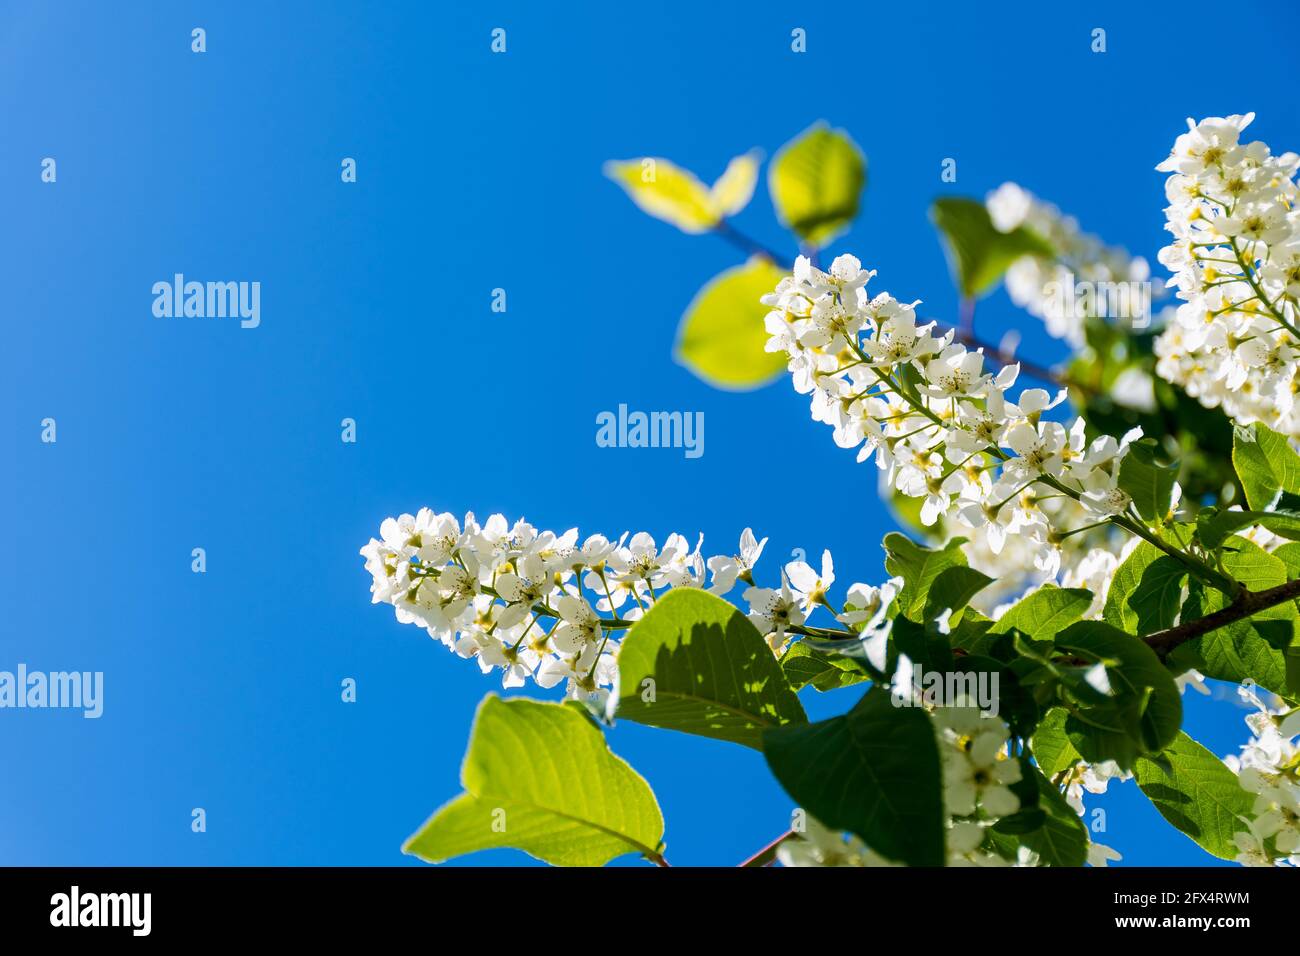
[713, 221, 788, 264]
[738, 830, 796, 867]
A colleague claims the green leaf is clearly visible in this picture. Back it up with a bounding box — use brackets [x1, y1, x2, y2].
[405, 696, 664, 866]
[1233, 421, 1300, 510]
[1198, 507, 1300, 549]
[603, 150, 760, 233]
[883, 532, 968, 622]
[995, 767, 1089, 867]
[763, 687, 945, 866]
[768, 123, 865, 247]
[781, 640, 869, 692]
[1134, 731, 1254, 860]
[921, 565, 994, 624]
[891, 615, 954, 676]
[1055, 621, 1183, 768]
[615, 588, 806, 749]
[1102, 543, 1187, 635]
[954, 653, 1040, 737]
[1170, 537, 1296, 696]
[1030, 707, 1082, 777]
[990, 586, 1094, 638]
[1272, 541, 1300, 579]
[930, 197, 1054, 298]
[675, 257, 789, 391]
[1118, 439, 1179, 522]
[948, 609, 993, 653]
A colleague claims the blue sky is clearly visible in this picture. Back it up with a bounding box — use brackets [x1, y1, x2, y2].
[2, 0, 1296, 866]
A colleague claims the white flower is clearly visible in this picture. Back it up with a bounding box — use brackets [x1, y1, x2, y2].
[707, 527, 768, 596]
[985, 183, 1155, 344]
[744, 576, 806, 653]
[923, 344, 990, 401]
[480, 637, 542, 689]
[937, 709, 1023, 819]
[785, 549, 835, 613]
[1004, 421, 1066, 479]
[1087, 843, 1123, 867]
[551, 595, 603, 653]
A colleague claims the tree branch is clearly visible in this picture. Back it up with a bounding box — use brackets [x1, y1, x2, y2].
[713, 221, 789, 265]
[738, 830, 796, 867]
[1144, 578, 1300, 660]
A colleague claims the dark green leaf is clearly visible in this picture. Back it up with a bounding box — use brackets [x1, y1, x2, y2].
[1055, 621, 1183, 768]
[891, 615, 954, 677]
[763, 687, 945, 866]
[1017, 768, 1090, 867]
[922, 565, 993, 624]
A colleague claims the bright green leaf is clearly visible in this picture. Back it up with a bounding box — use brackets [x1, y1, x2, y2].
[883, 532, 968, 622]
[615, 588, 806, 749]
[1118, 439, 1179, 522]
[604, 157, 718, 233]
[1198, 507, 1300, 549]
[405, 696, 664, 866]
[675, 257, 789, 391]
[1102, 543, 1186, 635]
[707, 149, 762, 217]
[1233, 422, 1300, 510]
[1134, 731, 1254, 860]
[990, 585, 1094, 638]
[763, 687, 945, 866]
[768, 123, 865, 248]
[1030, 707, 1082, 777]
[781, 641, 870, 692]
[604, 150, 760, 234]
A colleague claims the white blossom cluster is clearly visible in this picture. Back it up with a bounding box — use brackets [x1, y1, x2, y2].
[934, 707, 1026, 866]
[1225, 683, 1300, 867]
[361, 510, 898, 697]
[763, 255, 1154, 580]
[1153, 113, 1300, 436]
[986, 182, 1154, 347]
